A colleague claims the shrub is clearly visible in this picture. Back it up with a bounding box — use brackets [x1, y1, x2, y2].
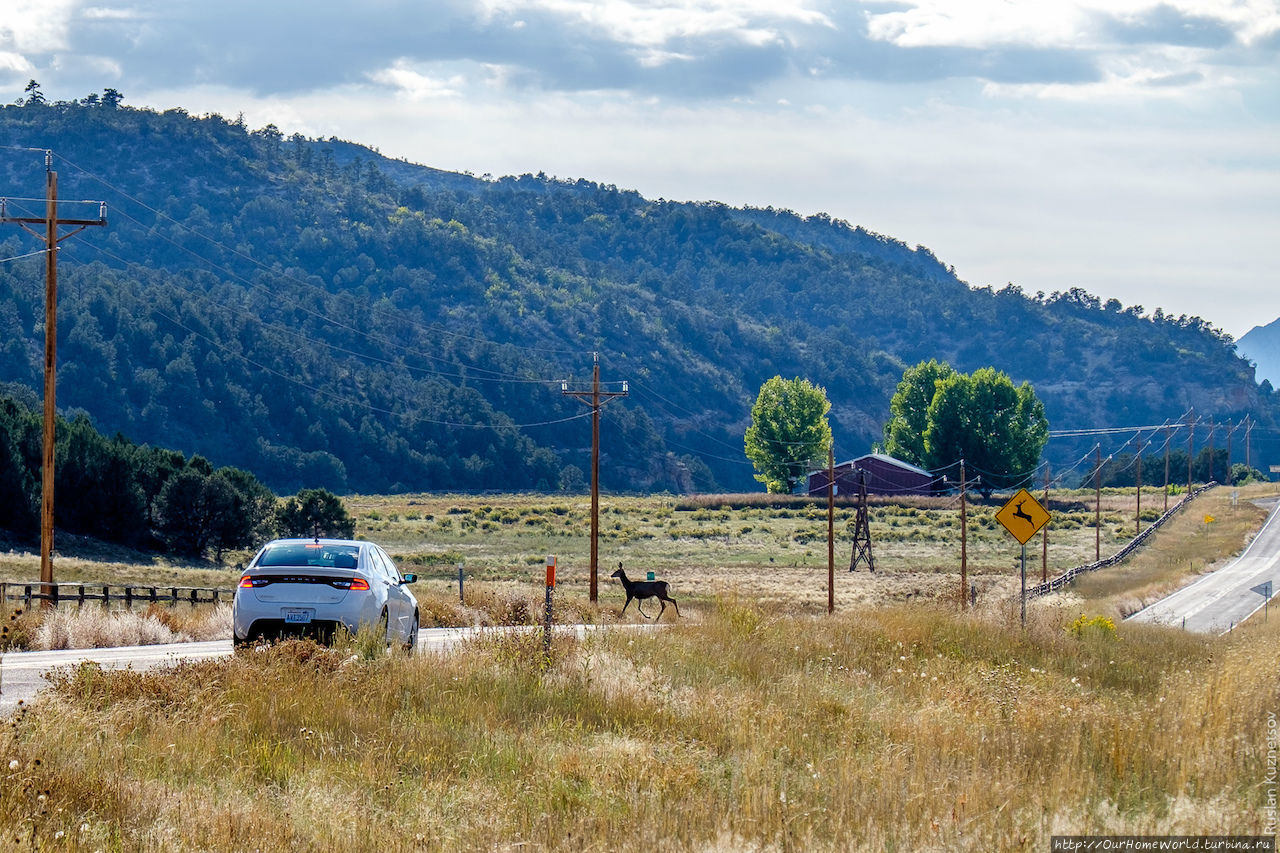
[1066, 613, 1117, 640]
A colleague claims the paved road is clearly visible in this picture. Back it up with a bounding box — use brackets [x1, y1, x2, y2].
[1128, 498, 1280, 634]
[0, 623, 638, 716]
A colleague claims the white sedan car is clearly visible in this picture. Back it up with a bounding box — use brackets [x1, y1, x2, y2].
[233, 538, 419, 649]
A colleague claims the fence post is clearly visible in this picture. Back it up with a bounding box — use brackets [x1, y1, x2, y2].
[543, 556, 556, 663]
[24, 585, 32, 607]
[101, 585, 109, 606]
[189, 588, 197, 608]
[124, 586, 133, 608]
[170, 587, 178, 608]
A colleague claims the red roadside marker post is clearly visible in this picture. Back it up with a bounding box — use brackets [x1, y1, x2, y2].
[544, 556, 556, 661]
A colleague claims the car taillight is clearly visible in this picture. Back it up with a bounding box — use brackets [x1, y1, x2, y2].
[239, 575, 271, 588]
[326, 577, 370, 590]
[238, 575, 253, 588]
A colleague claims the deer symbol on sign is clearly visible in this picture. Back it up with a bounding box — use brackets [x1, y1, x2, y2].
[1012, 500, 1035, 526]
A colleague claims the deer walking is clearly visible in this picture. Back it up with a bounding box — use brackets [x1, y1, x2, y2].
[611, 563, 679, 620]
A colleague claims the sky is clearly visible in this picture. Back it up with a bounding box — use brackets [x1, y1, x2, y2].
[2, 0, 1278, 339]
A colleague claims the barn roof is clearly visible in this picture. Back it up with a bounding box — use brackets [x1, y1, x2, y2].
[837, 453, 933, 478]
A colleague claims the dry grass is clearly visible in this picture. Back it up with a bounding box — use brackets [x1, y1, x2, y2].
[31, 604, 232, 650]
[1, 601, 1274, 851]
[0, 535, 235, 591]
[341, 489, 1155, 612]
[2, 484, 1277, 849]
[2, 484, 1274, 648]
[1, 601, 233, 652]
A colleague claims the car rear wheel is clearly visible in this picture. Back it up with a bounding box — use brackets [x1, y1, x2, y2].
[378, 609, 390, 648]
[402, 612, 420, 653]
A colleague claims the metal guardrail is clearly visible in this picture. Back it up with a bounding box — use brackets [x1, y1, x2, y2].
[0, 582, 235, 608]
[1027, 483, 1217, 598]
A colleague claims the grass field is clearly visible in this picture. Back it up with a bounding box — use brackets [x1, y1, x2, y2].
[3, 485, 1258, 622]
[1, 484, 1277, 850]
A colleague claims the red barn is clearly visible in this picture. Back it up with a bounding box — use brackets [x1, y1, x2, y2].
[807, 453, 939, 497]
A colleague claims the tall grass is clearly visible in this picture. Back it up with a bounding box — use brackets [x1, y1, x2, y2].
[2, 599, 1274, 851]
[1, 604, 232, 651]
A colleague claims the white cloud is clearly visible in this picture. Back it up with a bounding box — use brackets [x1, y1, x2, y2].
[369, 62, 465, 100]
[0, 0, 76, 51]
[80, 6, 139, 21]
[479, 0, 830, 47]
[0, 50, 34, 74]
[866, 1, 1092, 49]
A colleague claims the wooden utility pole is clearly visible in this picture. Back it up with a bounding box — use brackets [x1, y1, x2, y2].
[1041, 463, 1050, 583]
[1226, 420, 1236, 479]
[1134, 433, 1144, 536]
[1, 151, 106, 600]
[1207, 419, 1216, 482]
[561, 353, 627, 602]
[1187, 411, 1195, 493]
[827, 446, 834, 615]
[1163, 424, 1171, 513]
[1245, 416, 1253, 473]
[1094, 445, 1102, 563]
[959, 460, 968, 609]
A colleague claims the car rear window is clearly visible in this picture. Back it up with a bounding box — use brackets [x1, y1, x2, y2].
[257, 543, 361, 569]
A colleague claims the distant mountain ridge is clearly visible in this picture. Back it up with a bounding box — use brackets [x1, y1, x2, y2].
[0, 94, 1274, 494]
[1238, 319, 1280, 389]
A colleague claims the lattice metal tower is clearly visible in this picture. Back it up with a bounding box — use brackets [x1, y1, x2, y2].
[848, 468, 875, 572]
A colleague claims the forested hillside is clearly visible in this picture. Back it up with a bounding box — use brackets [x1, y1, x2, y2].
[0, 92, 1273, 495]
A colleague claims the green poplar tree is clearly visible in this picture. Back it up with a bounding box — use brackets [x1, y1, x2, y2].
[744, 376, 832, 494]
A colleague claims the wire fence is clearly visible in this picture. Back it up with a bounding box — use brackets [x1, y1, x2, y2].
[0, 582, 235, 609]
[1027, 483, 1217, 598]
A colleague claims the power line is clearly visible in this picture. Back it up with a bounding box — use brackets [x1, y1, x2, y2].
[148, 304, 593, 432]
[64, 205, 558, 386]
[0, 248, 49, 264]
[69, 235, 563, 389]
[49, 150, 595, 359]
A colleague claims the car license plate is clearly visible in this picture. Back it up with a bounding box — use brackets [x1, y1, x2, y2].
[283, 608, 313, 624]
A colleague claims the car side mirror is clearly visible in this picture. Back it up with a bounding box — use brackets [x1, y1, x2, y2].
[401, 573, 417, 584]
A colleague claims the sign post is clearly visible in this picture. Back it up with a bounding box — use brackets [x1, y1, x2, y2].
[1251, 580, 1273, 622]
[995, 488, 1052, 627]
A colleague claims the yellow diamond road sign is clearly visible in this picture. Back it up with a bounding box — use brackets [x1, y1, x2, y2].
[995, 488, 1051, 545]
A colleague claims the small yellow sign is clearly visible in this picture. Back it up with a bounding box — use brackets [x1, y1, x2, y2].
[995, 488, 1051, 545]
[1204, 515, 1216, 524]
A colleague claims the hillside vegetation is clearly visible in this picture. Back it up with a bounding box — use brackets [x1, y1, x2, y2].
[0, 93, 1273, 495]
